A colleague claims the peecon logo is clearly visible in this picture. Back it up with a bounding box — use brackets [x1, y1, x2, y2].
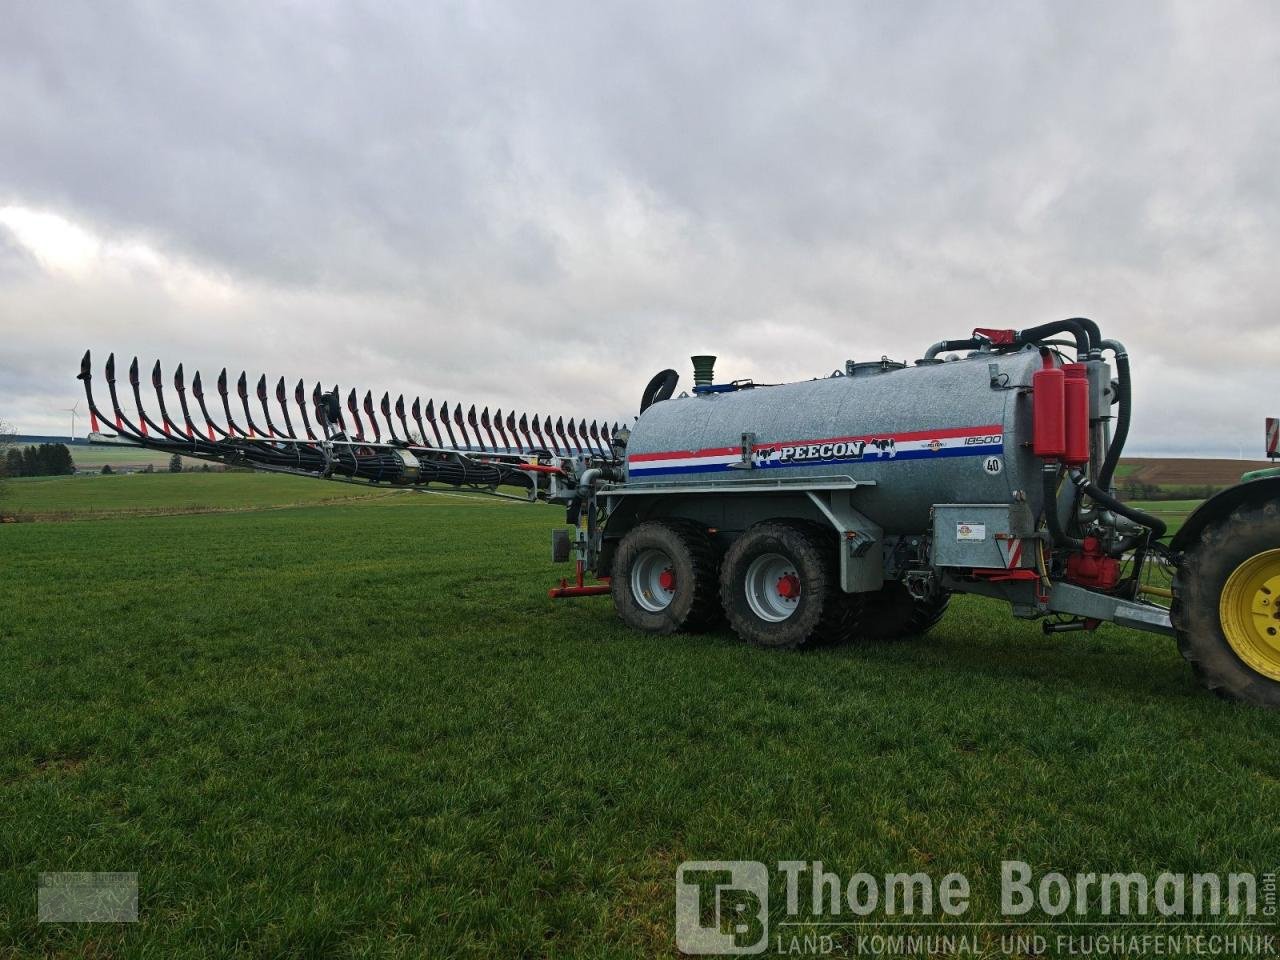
[675, 861, 769, 954]
[774, 440, 867, 465]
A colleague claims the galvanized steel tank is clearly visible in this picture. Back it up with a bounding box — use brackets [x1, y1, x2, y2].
[624, 349, 1044, 533]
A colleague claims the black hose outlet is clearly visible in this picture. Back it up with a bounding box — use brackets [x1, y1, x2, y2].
[639, 369, 679, 413]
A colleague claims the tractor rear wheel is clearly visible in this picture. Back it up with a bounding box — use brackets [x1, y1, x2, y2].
[1172, 501, 1280, 708]
[611, 520, 721, 634]
[855, 582, 951, 642]
[719, 521, 856, 649]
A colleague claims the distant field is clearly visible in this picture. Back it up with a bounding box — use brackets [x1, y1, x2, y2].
[2, 472, 1276, 956]
[1118, 456, 1273, 488]
[68, 444, 178, 470]
[9, 440, 179, 471]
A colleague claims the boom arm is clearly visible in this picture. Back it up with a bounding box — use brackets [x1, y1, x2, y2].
[77, 350, 619, 499]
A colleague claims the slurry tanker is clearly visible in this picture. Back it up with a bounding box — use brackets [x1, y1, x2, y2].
[77, 317, 1280, 708]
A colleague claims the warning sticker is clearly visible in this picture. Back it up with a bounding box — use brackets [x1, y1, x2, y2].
[957, 522, 987, 542]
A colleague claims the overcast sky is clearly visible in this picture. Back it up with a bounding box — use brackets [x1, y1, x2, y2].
[2, 1, 1278, 456]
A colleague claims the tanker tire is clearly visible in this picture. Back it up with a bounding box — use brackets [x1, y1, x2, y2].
[1171, 501, 1280, 709]
[855, 583, 951, 642]
[719, 521, 855, 650]
[611, 520, 721, 635]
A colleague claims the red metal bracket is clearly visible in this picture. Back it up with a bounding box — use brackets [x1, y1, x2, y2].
[973, 327, 1017, 346]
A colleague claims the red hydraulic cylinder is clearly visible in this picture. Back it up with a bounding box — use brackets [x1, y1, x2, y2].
[1062, 363, 1090, 467]
[1032, 352, 1066, 460]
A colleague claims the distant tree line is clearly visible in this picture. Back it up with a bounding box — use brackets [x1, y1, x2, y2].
[4, 443, 76, 477]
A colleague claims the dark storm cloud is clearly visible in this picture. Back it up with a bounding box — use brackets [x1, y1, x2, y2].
[1, 0, 1279, 455]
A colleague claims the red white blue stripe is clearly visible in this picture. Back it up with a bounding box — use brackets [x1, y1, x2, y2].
[628, 424, 1004, 478]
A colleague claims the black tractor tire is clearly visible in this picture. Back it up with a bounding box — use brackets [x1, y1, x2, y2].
[856, 582, 951, 642]
[611, 520, 721, 635]
[1172, 501, 1280, 708]
[718, 521, 856, 650]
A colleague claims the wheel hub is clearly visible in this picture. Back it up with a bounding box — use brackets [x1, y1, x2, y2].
[776, 573, 801, 600]
[744, 552, 801, 622]
[631, 548, 677, 613]
[1220, 548, 1280, 681]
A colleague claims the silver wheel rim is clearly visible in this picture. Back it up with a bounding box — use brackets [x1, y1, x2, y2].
[631, 548, 677, 613]
[744, 552, 801, 622]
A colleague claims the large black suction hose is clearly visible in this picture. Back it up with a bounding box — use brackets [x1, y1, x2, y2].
[639, 369, 679, 414]
[1071, 471, 1167, 541]
[1043, 467, 1084, 549]
[1096, 339, 1131, 494]
[1017, 319, 1091, 359]
[1062, 317, 1103, 357]
[922, 338, 984, 360]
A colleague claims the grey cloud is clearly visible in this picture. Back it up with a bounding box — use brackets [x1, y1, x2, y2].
[1, 0, 1279, 455]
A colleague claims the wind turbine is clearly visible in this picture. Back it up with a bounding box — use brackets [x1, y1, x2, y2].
[64, 401, 80, 442]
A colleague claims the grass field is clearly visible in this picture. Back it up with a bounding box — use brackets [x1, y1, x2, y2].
[2, 475, 1278, 957]
[1, 473, 401, 520]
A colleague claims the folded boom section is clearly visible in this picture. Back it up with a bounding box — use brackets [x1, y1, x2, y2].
[77, 350, 620, 497]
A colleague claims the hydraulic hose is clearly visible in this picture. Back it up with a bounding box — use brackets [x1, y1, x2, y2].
[1096, 339, 1130, 493]
[1070, 471, 1166, 540]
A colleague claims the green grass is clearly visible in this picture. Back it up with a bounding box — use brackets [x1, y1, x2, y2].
[1129, 499, 1200, 538]
[2, 472, 400, 520]
[2, 476, 1277, 958]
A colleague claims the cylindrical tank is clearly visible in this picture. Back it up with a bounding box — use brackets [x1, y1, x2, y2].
[1032, 355, 1065, 460]
[624, 349, 1043, 533]
[1062, 363, 1090, 467]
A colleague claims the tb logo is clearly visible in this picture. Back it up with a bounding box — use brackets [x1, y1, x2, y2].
[675, 861, 768, 955]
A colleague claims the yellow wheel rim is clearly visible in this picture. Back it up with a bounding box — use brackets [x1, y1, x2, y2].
[1220, 548, 1280, 682]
